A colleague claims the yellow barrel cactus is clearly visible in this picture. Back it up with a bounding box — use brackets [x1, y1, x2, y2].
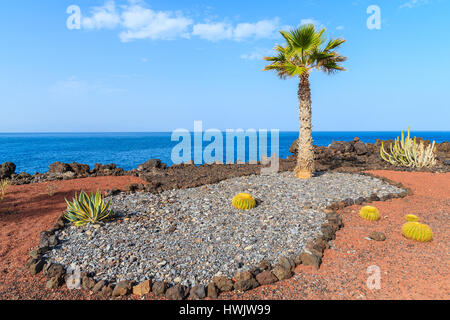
[402, 222, 433, 242]
[359, 206, 380, 221]
[232, 193, 256, 210]
[405, 214, 420, 222]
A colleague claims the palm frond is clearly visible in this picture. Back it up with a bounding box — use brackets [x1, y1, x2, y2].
[263, 24, 347, 78]
[320, 58, 347, 74]
[288, 24, 324, 52]
[324, 38, 346, 51]
[283, 64, 307, 76]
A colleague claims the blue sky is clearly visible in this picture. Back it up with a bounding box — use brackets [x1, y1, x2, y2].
[1, 0, 449, 132]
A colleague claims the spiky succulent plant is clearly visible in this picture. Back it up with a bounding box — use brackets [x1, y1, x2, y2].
[232, 193, 256, 210]
[64, 190, 114, 227]
[405, 214, 420, 222]
[359, 206, 380, 221]
[380, 127, 437, 168]
[402, 222, 433, 242]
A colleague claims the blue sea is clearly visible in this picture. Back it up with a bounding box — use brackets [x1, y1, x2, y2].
[0, 132, 448, 174]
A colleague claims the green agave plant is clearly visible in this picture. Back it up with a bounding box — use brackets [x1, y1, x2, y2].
[64, 190, 114, 227]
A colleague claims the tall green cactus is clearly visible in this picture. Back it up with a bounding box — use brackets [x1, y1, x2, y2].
[380, 127, 436, 168]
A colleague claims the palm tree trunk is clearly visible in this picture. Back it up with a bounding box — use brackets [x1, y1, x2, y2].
[295, 73, 315, 179]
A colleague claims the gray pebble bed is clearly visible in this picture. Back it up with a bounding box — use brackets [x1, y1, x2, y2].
[45, 172, 404, 287]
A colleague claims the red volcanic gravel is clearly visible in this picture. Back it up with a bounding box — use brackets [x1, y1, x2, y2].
[220, 170, 450, 300]
[0, 176, 146, 300]
[0, 171, 448, 300]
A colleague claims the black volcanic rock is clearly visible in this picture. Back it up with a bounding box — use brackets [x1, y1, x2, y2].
[69, 162, 90, 175]
[92, 163, 124, 176]
[138, 159, 167, 171]
[354, 140, 368, 155]
[0, 162, 16, 179]
[329, 140, 354, 153]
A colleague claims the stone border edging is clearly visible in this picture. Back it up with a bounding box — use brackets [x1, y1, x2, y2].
[25, 173, 411, 300]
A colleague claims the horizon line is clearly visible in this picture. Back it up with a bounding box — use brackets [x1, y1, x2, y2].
[1, 130, 450, 134]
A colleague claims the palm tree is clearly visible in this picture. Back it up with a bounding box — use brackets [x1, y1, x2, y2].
[263, 24, 347, 179]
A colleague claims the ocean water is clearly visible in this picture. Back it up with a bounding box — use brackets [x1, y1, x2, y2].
[0, 131, 448, 174]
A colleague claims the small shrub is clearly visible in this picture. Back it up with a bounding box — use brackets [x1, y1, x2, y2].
[0, 179, 11, 203]
[380, 127, 437, 168]
[64, 190, 114, 227]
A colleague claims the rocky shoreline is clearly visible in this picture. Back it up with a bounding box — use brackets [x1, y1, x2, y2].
[2, 138, 449, 189]
[289, 137, 450, 172]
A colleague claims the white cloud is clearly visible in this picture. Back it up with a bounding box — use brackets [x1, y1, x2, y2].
[233, 18, 280, 40]
[80, 1, 192, 41]
[399, 0, 430, 9]
[192, 22, 233, 41]
[336, 25, 345, 30]
[300, 18, 321, 27]
[240, 48, 274, 61]
[240, 53, 261, 60]
[119, 5, 192, 41]
[82, 1, 120, 29]
[192, 18, 280, 41]
[79, 1, 283, 42]
[282, 18, 323, 31]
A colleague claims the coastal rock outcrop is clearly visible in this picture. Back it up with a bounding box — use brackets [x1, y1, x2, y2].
[69, 162, 90, 176]
[91, 163, 125, 176]
[0, 162, 16, 179]
[5, 136, 450, 187]
[137, 159, 167, 171]
[48, 162, 72, 174]
[47, 161, 127, 178]
[9, 161, 127, 185]
[49, 162, 90, 176]
[437, 141, 450, 152]
[354, 140, 368, 155]
[288, 137, 449, 172]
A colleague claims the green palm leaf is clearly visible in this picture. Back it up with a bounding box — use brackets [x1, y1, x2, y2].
[263, 24, 346, 79]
